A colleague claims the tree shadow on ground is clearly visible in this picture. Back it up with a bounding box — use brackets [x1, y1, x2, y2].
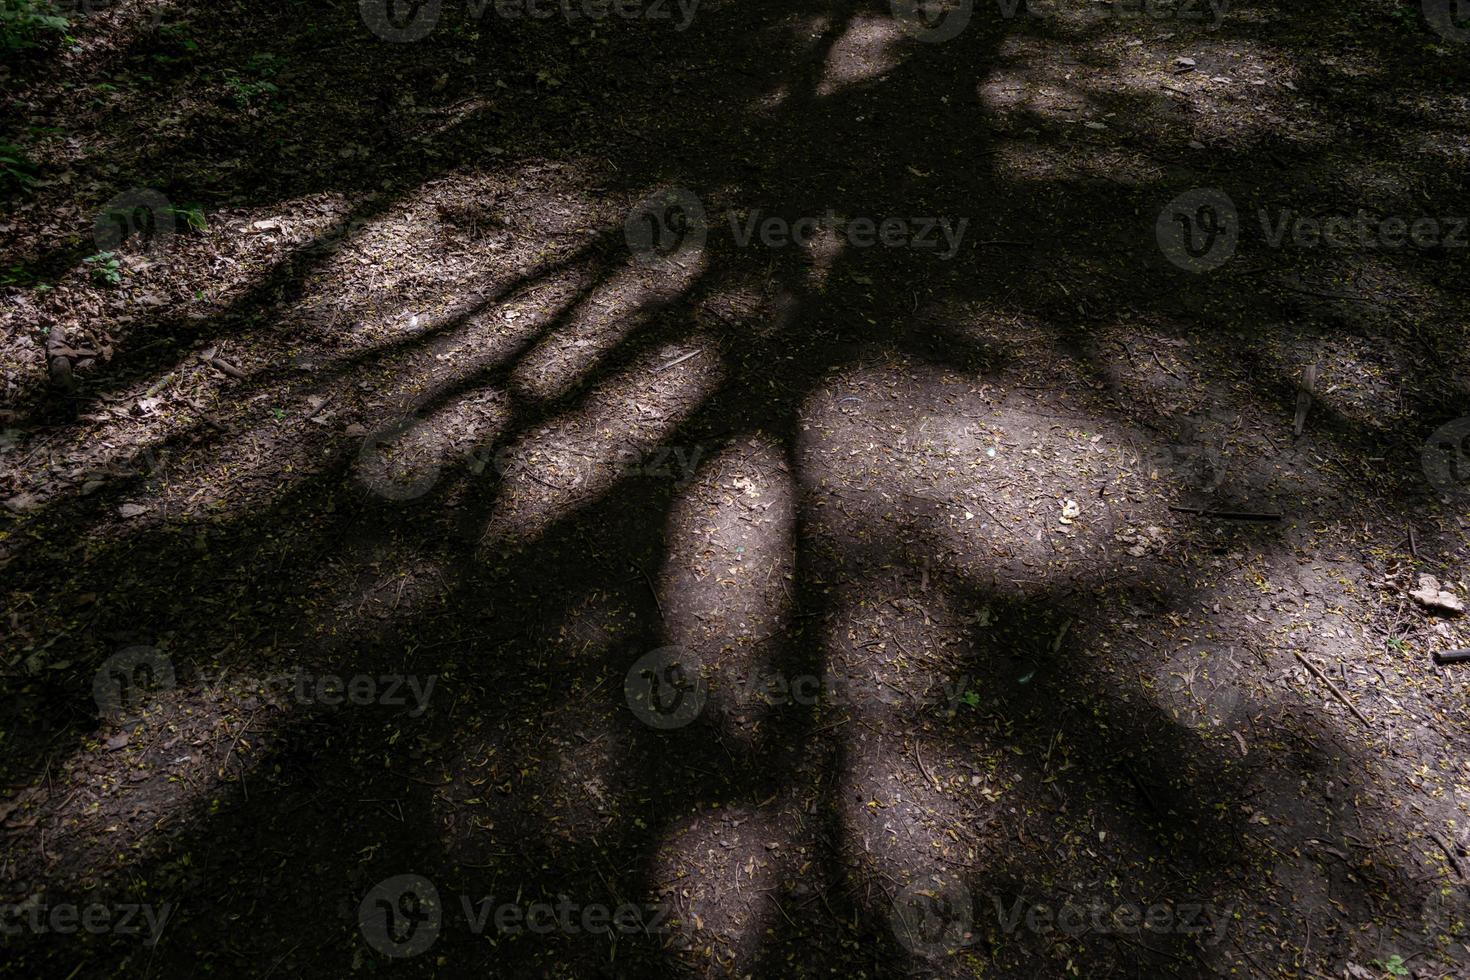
[2, 0, 1469, 975]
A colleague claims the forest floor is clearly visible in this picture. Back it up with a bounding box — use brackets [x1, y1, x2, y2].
[2, 0, 1470, 976]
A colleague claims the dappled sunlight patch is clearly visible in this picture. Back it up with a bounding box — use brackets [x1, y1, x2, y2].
[5, 396, 349, 534]
[0, 241, 603, 526]
[816, 576, 983, 726]
[6, 364, 507, 543]
[660, 435, 797, 744]
[798, 365, 1123, 580]
[981, 29, 1327, 153]
[508, 255, 707, 404]
[815, 579, 1260, 970]
[0, 0, 1467, 972]
[1404, 120, 1470, 163]
[234, 191, 444, 280]
[1144, 639, 1249, 736]
[833, 734, 986, 949]
[476, 335, 724, 550]
[0, 668, 284, 898]
[649, 802, 798, 973]
[353, 389, 512, 504]
[987, 138, 1066, 182]
[751, 80, 793, 113]
[50, 0, 185, 57]
[816, 15, 907, 97]
[286, 211, 446, 329]
[293, 184, 607, 352]
[299, 243, 608, 381]
[977, 69, 1101, 124]
[984, 136, 1165, 186]
[1248, 319, 1427, 440]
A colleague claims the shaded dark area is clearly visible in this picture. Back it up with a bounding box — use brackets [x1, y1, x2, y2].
[2, 0, 1470, 976]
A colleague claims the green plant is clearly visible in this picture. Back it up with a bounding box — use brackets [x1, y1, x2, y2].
[1, 264, 39, 287]
[0, 0, 68, 50]
[1386, 4, 1421, 34]
[244, 52, 280, 74]
[150, 27, 197, 66]
[167, 205, 207, 233]
[1372, 954, 1409, 978]
[220, 53, 281, 107]
[222, 74, 278, 106]
[83, 251, 121, 286]
[0, 140, 38, 194]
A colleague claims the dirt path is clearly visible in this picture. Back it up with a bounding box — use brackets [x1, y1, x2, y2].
[2, 0, 1470, 976]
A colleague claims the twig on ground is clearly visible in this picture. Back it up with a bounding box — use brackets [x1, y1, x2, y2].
[914, 740, 941, 793]
[631, 561, 665, 621]
[200, 353, 246, 379]
[1427, 831, 1470, 897]
[657, 349, 703, 372]
[1287, 648, 1372, 727]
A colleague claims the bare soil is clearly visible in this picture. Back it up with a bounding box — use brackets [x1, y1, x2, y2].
[2, 0, 1470, 976]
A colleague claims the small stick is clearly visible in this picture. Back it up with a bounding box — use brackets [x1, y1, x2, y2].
[1289, 649, 1371, 727]
[768, 893, 800, 930]
[201, 354, 246, 379]
[657, 349, 703, 372]
[631, 561, 664, 621]
[219, 710, 259, 777]
[306, 394, 335, 420]
[915, 740, 941, 793]
[1151, 350, 1183, 382]
[1428, 831, 1470, 895]
[1432, 649, 1470, 666]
